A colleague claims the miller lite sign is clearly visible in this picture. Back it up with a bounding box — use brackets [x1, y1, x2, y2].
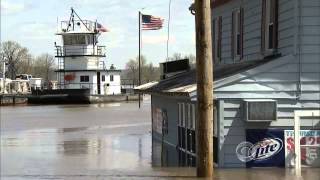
[236, 129, 285, 167]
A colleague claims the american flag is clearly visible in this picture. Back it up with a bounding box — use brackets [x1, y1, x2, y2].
[141, 14, 164, 30]
[96, 23, 108, 32]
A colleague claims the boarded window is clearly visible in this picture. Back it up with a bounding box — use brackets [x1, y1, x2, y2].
[80, 75, 89, 82]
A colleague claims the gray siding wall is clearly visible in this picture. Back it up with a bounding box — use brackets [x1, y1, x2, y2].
[151, 95, 193, 166]
[298, 0, 320, 101]
[212, 0, 295, 64]
[218, 99, 320, 168]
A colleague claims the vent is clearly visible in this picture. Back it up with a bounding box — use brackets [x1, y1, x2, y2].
[244, 100, 277, 122]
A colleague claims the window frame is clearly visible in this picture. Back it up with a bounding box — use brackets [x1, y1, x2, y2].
[214, 16, 223, 62]
[231, 8, 244, 61]
[80, 75, 89, 82]
[63, 35, 87, 46]
[262, 0, 278, 55]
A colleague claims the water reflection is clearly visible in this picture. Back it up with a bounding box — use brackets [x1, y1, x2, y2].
[1, 127, 152, 175]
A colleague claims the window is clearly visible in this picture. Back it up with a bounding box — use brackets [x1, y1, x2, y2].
[110, 75, 114, 82]
[178, 103, 182, 126]
[185, 104, 190, 128]
[212, 19, 216, 63]
[191, 104, 195, 130]
[178, 102, 196, 166]
[63, 35, 86, 45]
[86, 35, 94, 45]
[216, 16, 222, 61]
[101, 75, 105, 82]
[231, 8, 244, 60]
[262, 0, 278, 53]
[80, 75, 89, 82]
[213, 17, 222, 63]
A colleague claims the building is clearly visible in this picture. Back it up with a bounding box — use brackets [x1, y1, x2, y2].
[136, 0, 320, 168]
[55, 8, 121, 95]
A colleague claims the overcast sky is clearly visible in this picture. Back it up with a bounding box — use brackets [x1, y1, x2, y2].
[1, 0, 196, 69]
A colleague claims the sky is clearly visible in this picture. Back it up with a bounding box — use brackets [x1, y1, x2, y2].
[0, 0, 196, 69]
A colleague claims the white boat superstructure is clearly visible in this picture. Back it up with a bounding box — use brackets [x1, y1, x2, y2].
[55, 8, 121, 95]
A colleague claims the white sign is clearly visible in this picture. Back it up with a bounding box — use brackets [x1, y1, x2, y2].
[285, 130, 320, 167]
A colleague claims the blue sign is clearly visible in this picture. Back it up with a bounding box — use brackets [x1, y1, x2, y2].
[245, 129, 285, 167]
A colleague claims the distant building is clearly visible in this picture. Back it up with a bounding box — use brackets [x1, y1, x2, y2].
[55, 9, 121, 95]
[136, 0, 320, 168]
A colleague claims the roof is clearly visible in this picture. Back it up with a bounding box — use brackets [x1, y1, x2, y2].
[134, 82, 159, 91]
[136, 58, 275, 97]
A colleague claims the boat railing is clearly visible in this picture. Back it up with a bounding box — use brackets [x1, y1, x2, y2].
[57, 83, 120, 90]
[55, 45, 106, 57]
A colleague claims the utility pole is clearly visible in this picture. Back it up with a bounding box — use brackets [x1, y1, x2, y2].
[194, 0, 214, 177]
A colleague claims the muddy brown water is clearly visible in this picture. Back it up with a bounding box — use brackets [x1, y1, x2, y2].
[1, 101, 319, 179]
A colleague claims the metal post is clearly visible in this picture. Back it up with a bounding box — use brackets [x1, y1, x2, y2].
[294, 111, 301, 177]
[2, 58, 6, 94]
[293, 110, 320, 177]
[195, 0, 214, 177]
[138, 11, 141, 108]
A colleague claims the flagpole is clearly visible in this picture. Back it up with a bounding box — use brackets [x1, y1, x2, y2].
[138, 11, 141, 108]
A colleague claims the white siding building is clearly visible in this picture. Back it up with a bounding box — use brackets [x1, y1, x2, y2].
[137, 0, 320, 168]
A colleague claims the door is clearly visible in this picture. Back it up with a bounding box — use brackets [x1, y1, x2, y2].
[97, 72, 101, 94]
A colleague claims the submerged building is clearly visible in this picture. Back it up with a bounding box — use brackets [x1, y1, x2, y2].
[55, 8, 121, 95]
[136, 0, 320, 168]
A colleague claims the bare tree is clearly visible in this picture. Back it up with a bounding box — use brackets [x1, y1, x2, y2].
[0, 41, 32, 79]
[167, 52, 183, 61]
[167, 52, 196, 68]
[124, 55, 159, 84]
[33, 54, 56, 81]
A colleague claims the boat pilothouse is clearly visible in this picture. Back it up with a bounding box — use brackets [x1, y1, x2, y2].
[55, 8, 121, 95]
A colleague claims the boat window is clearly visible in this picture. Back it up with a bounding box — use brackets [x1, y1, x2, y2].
[80, 75, 89, 82]
[63, 35, 86, 45]
[86, 35, 94, 45]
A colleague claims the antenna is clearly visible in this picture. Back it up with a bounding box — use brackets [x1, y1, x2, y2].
[66, 7, 90, 32]
[56, 16, 59, 33]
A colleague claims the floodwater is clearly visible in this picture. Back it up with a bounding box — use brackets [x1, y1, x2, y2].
[1, 100, 319, 180]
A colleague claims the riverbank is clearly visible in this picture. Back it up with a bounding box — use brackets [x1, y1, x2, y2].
[0, 93, 142, 105]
